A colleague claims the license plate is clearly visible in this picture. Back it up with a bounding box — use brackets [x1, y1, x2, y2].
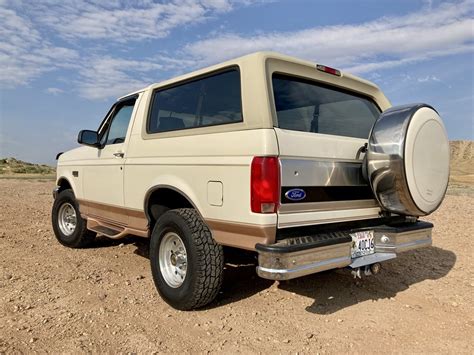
[350, 230, 375, 258]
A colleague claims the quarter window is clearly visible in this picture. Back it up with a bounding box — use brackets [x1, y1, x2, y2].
[148, 69, 242, 133]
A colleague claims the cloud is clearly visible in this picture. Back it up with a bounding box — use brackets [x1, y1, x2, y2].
[46, 87, 64, 95]
[417, 75, 441, 83]
[345, 44, 474, 74]
[53, 0, 474, 100]
[1, 0, 472, 101]
[76, 57, 164, 100]
[75, 51, 216, 99]
[0, 6, 78, 87]
[178, 0, 474, 73]
[0, 0, 263, 94]
[19, 0, 264, 43]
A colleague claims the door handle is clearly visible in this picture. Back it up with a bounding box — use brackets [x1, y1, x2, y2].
[113, 152, 124, 158]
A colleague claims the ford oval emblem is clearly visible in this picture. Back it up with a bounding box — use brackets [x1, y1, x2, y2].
[285, 188, 306, 201]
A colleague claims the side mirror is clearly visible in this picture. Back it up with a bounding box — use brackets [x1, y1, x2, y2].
[78, 130, 100, 147]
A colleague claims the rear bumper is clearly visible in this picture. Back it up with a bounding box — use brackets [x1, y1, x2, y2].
[256, 221, 432, 280]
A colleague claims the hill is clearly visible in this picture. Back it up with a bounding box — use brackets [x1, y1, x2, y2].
[0, 158, 55, 176]
[449, 140, 473, 186]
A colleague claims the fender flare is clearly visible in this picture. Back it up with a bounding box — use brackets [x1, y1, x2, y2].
[143, 182, 205, 225]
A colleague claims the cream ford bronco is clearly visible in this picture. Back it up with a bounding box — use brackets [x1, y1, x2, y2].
[52, 52, 450, 310]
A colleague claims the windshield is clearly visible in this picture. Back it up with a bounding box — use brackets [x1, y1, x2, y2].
[272, 74, 381, 139]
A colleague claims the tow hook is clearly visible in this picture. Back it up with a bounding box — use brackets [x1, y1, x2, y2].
[351, 263, 382, 279]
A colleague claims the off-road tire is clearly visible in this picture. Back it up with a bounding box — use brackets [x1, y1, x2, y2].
[51, 189, 95, 248]
[150, 208, 224, 310]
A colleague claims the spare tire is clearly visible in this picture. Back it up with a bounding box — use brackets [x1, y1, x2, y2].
[367, 103, 450, 216]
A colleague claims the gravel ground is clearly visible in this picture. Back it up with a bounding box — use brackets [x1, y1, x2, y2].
[0, 179, 473, 353]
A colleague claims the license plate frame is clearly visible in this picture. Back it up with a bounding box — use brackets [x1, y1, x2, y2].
[350, 230, 375, 258]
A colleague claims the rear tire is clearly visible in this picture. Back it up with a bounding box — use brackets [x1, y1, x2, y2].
[51, 189, 95, 248]
[150, 208, 224, 310]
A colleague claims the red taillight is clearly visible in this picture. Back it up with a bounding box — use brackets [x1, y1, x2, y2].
[316, 64, 341, 76]
[251, 156, 280, 213]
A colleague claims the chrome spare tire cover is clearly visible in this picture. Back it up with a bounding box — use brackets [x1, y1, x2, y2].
[367, 103, 450, 216]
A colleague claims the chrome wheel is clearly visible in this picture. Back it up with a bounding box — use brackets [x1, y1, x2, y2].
[159, 232, 188, 288]
[58, 202, 77, 236]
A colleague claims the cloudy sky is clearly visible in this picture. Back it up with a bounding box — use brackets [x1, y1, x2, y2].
[0, 0, 473, 164]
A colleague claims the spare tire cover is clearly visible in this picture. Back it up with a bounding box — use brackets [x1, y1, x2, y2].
[367, 104, 449, 216]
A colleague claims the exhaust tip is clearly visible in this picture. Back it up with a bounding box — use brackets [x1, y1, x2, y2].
[370, 263, 381, 275]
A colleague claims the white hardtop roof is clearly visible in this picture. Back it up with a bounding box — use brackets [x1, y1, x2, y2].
[118, 51, 378, 100]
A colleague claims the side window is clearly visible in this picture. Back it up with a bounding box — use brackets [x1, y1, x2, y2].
[101, 99, 136, 145]
[147, 69, 242, 133]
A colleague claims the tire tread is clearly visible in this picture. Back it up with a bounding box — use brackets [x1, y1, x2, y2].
[173, 208, 223, 309]
[151, 208, 224, 310]
[51, 189, 95, 248]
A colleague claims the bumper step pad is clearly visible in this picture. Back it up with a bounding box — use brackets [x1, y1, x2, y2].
[256, 231, 351, 253]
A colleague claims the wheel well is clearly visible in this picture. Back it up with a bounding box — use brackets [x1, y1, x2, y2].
[57, 178, 72, 193]
[146, 188, 194, 227]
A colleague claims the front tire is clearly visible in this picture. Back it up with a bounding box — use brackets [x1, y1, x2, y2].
[51, 189, 95, 248]
[150, 208, 224, 310]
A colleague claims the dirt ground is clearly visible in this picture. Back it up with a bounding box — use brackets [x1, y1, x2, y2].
[0, 179, 473, 354]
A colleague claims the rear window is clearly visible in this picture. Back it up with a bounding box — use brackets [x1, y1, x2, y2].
[148, 69, 242, 133]
[272, 74, 380, 139]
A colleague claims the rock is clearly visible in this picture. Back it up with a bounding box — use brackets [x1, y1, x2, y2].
[328, 296, 334, 300]
[306, 333, 314, 339]
[29, 338, 36, 343]
[282, 339, 290, 344]
[4, 273, 13, 280]
[119, 243, 125, 248]
[98, 293, 107, 301]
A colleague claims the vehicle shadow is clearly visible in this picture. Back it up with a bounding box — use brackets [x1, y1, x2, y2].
[211, 247, 274, 309]
[277, 246, 456, 314]
[91, 237, 456, 314]
[92, 235, 150, 258]
[92, 237, 272, 306]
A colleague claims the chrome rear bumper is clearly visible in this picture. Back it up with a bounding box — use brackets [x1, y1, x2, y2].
[256, 221, 432, 280]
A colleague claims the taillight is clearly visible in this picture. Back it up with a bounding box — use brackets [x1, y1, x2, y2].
[316, 64, 341, 76]
[251, 156, 280, 213]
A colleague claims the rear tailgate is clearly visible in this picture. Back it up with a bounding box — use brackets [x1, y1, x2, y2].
[276, 128, 380, 228]
[268, 69, 388, 229]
